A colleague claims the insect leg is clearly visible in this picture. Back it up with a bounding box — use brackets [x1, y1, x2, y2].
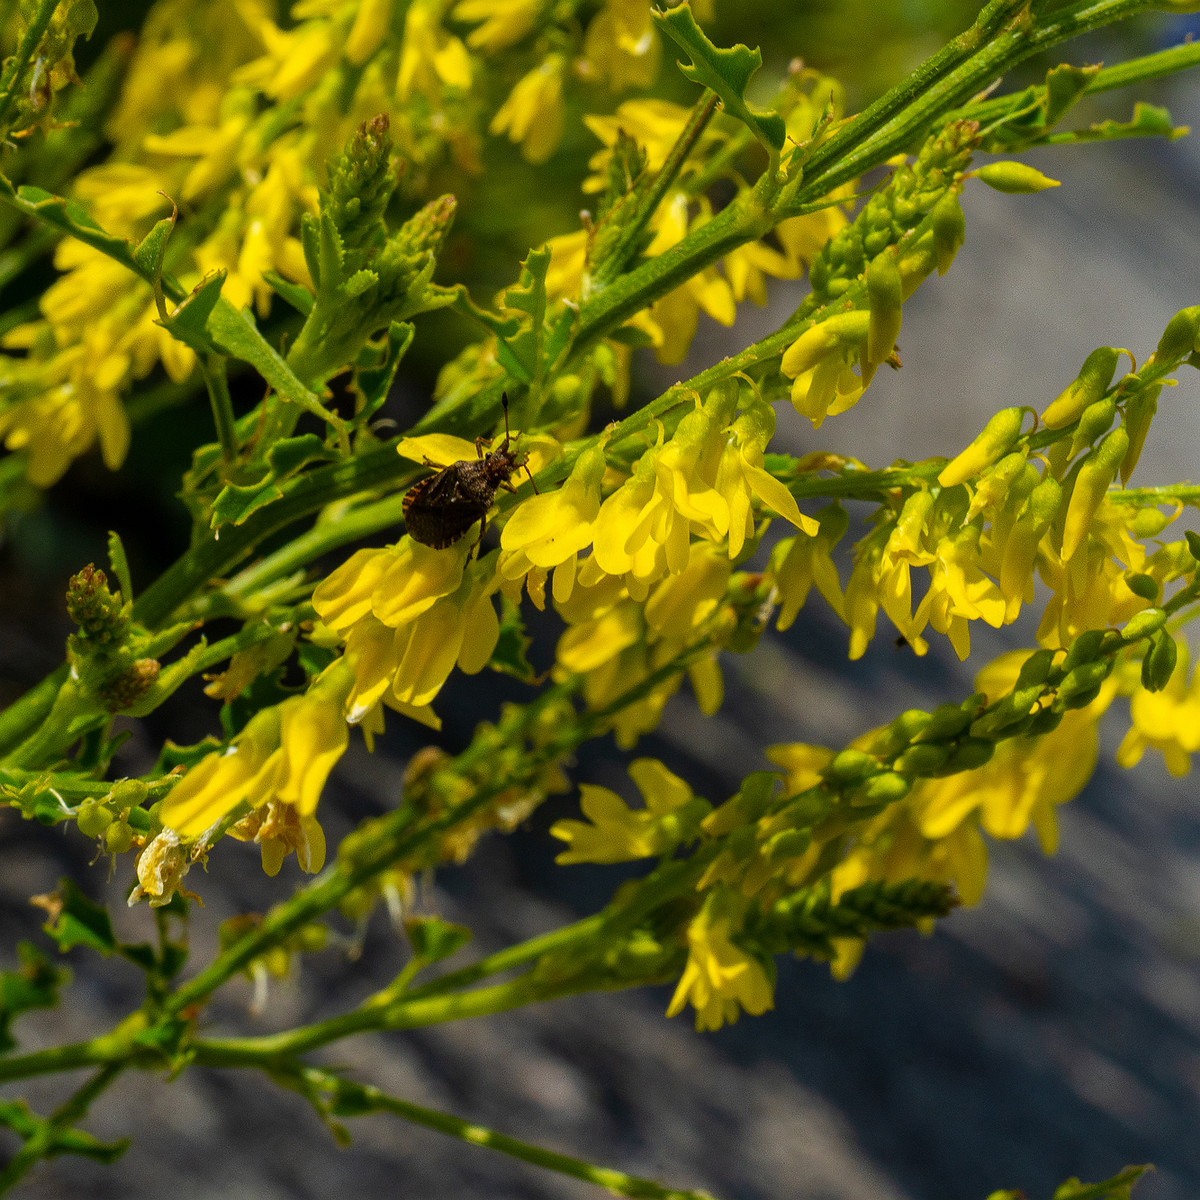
[472, 513, 487, 558]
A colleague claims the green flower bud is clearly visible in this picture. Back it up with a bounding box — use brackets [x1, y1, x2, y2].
[1121, 608, 1167, 642]
[1061, 426, 1128, 561]
[1120, 384, 1160, 484]
[852, 771, 913, 806]
[1059, 629, 1106, 675]
[1025, 708, 1064, 737]
[1153, 305, 1200, 364]
[766, 829, 813, 860]
[1068, 396, 1116, 459]
[1042, 347, 1119, 430]
[1188, 530, 1200, 563]
[1124, 574, 1159, 603]
[1057, 659, 1113, 704]
[937, 407, 1024, 488]
[105, 821, 135, 855]
[938, 738, 995, 773]
[1141, 630, 1178, 693]
[76, 799, 114, 839]
[109, 779, 149, 809]
[781, 789, 833, 829]
[866, 251, 904, 366]
[972, 161, 1061, 193]
[1015, 649, 1056, 689]
[913, 702, 973, 743]
[894, 742, 951, 776]
[930, 191, 965, 275]
[825, 748, 878, 785]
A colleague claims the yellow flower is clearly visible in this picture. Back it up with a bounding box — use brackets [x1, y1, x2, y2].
[160, 662, 354, 839]
[142, 110, 252, 202]
[490, 55, 565, 163]
[397, 0, 472, 101]
[915, 526, 1006, 661]
[770, 505, 847, 630]
[714, 400, 819, 557]
[667, 888, 774, 1031]
[1116, 641, 1200, 776]
[499, 442, 607, 603]
[550, 758, 702, 863]
[780, 311, 870, 428]
[229, 799, 327, 876]
[583, 100, 694, 190]
[579, 0, 660, 92]
[453, 0, 543, 53]
[233, 16, 339, 101]
[345, 0, 394, 65]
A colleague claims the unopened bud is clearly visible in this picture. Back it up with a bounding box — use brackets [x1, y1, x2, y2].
[1042, 347, 1119, 430]
[930, 191, 965, 275]
[1121, 608, 1167, 642]
[972, 161, 1061, 193]
[1141, 630, 1178, 693]
[76, 799, 114, 839]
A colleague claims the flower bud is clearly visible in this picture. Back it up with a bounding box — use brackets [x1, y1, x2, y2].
[1141, 630, 1178, 693]
[1060, 426, 1129, 561]
[105, 820, 135, 855]
[766, 829, 812, 860]
[1121, 608, 1167, 642]
[1042, 347, 1119, 429]
[1059, 629, 1106, 675]
[913, 702, 974, 743]
[1015, 648, 1056, 689]
[938, 738, 995, 773]
[76, 799, 115, 839]
[1026, 708, 1064, 736]
[824, 748, 878, 785]
[866, 252, 903, 366]
[972, 162, 1061, 193]
[894, 742, 950, 775]
[1124, 573, 1159, 602]
[1057, 659, 1113, 704]
[1153, 305, 1200, 363]
[1068, 397, 1115, 459]
[930, 191, 965, 275]
[1120, 384, 1160, 484]
[780, 311, 871, 377]
[852, 771, 912, 805]
[937, 407, 1024, 488]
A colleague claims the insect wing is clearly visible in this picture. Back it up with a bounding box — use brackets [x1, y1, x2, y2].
[403, 466, 485, 548]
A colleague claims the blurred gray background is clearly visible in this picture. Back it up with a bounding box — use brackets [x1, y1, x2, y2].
[3, 13, 1200, 1200]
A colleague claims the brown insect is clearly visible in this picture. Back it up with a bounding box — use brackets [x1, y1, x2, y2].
[402, 394, 536, 554]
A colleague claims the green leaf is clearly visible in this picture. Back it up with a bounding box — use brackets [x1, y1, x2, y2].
[153, 736, 224, 775]
[131, 210, 175, 282]
[404, 916, 472, 964]
[653, 4, 785, 156]
[1052, 1166, 1150, 1200]
[42, 879, 116, 957]
[0, 942, 69, 1054]
[263, 269, 315, 315]
[355, 320, 414, 424]
[488, 595, 537, 682]
[267, 433, 337, 476]
[496, 247, 551, 383]
[210, 479, 285, 530]
[106, 530, 134, 603]
[163, 271, 227, 353]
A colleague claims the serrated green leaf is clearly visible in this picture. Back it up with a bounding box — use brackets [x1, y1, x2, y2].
[106, 530, 133, 603]
[488, 596, 537, 682]
[210, 480, 285, 530]
[266, 433, 337, 476]
[163, 271, 226, 353]
[653, 4, 785, 155]
[355, 320, 414, 423]
[263, 269, 315, 316]
[132, 210, 175, 281]
[0, 942, 69, 1054]
[1052, 1166, 1150, 1200]
[42, 880, 116, 957]
[405, 915, 472, 963]
[344, 268, 378, 299]
[1044, 63, 1100, 127]
[497, 248, 551, 381]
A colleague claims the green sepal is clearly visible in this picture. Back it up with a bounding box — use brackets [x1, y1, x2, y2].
[0, 942, 70, 1054]
[355, 320, 414, 424]
[653, 3, 785, 156]
[41, 879, 116, 957]
[488, 595, 537, 682]
[263, 269, 315, 316]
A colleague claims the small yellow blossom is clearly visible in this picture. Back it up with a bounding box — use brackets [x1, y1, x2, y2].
[550, 758, 702, 863]
[229, 799, 327, 876]
[1116, 641, 1200, 776]
[397, 0, 473, 101]
[667, 888, 774, 1031]
[780, 311, 871, 427]
[453, 0, 543, 53]
[490, 55, 565, 163]
[579, 0, 660, 92]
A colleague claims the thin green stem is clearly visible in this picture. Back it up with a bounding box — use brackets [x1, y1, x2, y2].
[298, 1066, 721, 1200]
[0, 1064, 123, 1194]
[200, 354, 238, 464]
[0, 0, 61, 132]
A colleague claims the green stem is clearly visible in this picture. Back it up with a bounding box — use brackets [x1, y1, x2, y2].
[0, 0, 61, 132]
[0, 1064, 123, 1194]
[200, 354, 238, 465]
[589, 89, 720, 293]
[299, 1066, 721, 1200]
